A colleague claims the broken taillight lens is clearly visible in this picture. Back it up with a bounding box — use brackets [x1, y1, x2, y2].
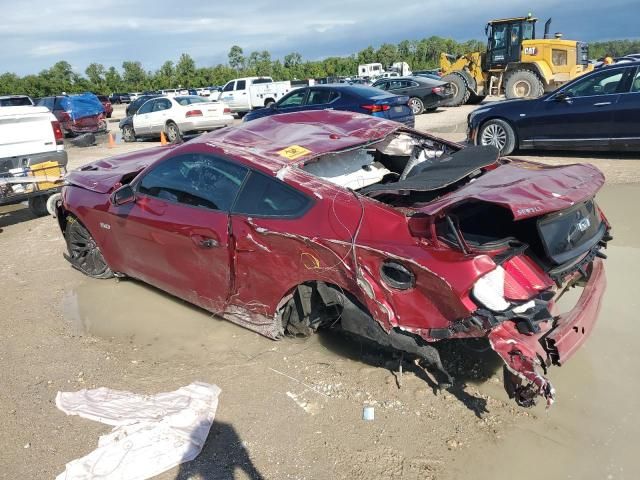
[432, 86, 443, 94]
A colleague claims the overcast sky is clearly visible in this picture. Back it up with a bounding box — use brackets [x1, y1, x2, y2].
[1, 0, 638, 76]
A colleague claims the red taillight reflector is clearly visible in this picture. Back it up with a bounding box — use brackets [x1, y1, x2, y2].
[51, 121, 64, 145]
[223, 107, 231, 114]
[185, 109, 203, 117]
[432, 86, 443, 94]
[361, 104, 390, 113]
[502, 256, 554, 300]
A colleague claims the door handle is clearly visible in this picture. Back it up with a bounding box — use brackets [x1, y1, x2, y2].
[593, 102, 612, 106]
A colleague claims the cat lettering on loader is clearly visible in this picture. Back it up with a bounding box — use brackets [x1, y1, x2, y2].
[440, 14, 593, 106]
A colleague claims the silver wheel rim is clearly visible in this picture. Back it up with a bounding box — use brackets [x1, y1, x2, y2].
[167, 124, 178, 141]
[123, 127, 133, 141]
[480, 123, 507, 150]
[409, 98, 422, 114]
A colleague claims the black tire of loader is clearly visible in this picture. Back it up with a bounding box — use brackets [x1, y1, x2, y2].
[440, 73, 471, 107]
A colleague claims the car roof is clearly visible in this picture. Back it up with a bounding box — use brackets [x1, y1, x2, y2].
[192, 110, 404, 172]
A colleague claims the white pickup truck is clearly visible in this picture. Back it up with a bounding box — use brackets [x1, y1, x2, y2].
[0, 105, 68, 215]
[219, 77, 297, 114]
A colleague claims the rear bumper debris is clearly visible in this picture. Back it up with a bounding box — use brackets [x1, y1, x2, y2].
[487, 258, 606, 407]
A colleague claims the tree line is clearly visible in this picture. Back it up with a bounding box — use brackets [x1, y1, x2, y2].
[1, 38, 639, 97]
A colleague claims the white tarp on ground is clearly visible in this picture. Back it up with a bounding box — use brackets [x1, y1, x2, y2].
[55, 382, 221, 480]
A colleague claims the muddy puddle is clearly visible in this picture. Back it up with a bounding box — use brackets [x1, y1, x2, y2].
[60, 184, 640, 479]
[62, 279, 268, 361]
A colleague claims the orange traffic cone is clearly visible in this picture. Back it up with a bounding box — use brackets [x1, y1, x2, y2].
[160, 131, 168, 145]
[107, 132, 115, 148]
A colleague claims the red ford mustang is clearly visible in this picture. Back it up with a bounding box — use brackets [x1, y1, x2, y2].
[56, 110, 611, 407]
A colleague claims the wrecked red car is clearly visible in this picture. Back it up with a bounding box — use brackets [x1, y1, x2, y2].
[56, 110, 611, 407]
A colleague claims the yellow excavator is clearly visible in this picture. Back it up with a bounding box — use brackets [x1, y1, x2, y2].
[440, 14, 593, 106]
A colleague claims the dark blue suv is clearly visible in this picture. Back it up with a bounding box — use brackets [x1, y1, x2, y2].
[243, 84, 414, 127]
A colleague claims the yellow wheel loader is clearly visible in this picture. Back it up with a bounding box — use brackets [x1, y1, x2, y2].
[439, 15, 593, 106]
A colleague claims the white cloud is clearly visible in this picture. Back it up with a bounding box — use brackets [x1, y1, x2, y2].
[28, 41, 113, 57]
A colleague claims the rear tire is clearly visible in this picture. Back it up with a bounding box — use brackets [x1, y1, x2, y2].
[408, 97, 425, 115]
[504, 70, 544, 99]
[264, 99, 275, 107]
[165, 121, 181, 143]
[65, 217, 114, 279]
[440, 73, 470, 106]
[477, 119, 517, 155]
[28, 195, 48, 217]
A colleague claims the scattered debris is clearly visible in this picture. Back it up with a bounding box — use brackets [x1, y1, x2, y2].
[363, 406, 375, 421]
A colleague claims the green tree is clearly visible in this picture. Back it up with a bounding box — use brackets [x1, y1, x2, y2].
[176, 53, 196, 87]
[85, 63, 105, 91]
[122, 61, 146, 90]
[228, 45, 245, 71]
[376, 43, 398, 68]
[105, 66, 122, 93]
[284, 52, 302, 69]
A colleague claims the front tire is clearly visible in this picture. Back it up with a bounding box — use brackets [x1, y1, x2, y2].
[121, 125, 136, 142]
[165, 121, 182, 143]
[408, 97, 425, 115]
[65, 217, 113, 279]
[440, 73, 470, 106]
[504, 70, 544, 99]
[478, 119, 517, 155]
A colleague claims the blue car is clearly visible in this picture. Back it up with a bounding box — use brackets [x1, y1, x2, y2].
[243, 84, 414, 127]
[468, 60, 640, 155]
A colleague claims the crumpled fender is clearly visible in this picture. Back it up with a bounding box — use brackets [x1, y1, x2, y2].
[487, 320, 556, 407]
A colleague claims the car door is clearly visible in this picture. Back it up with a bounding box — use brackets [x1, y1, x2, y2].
[611, 66, 640, 150]
[531, 67, 630, 149]
[108, 153, 249, 313]
[218, 81, 236, 107]
[272, 88, 308, 114]
[132, 99, 156, 135]
[149, 98, 173, 134]
[228, 171, 313, 322]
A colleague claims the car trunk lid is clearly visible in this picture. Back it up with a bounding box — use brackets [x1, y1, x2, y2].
[416, 160, 605, 220]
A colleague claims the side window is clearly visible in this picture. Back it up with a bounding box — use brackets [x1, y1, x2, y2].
[153, 99, 172, 111]
[329, 91, 341, 102]
[409, 81, 420, 88]
[233, 172, 311, 218]
[138, 154, 248, 212]
[564, 69, 625, 97]
[389, 80, 403, 90]
[222, 81, 235, 92]
[306, 89, 333, 105]
[278, 90, 307, 107]
[492, 24, 507, 49]
[236, 80, 246, 90]
[631, 69, 640, 92]
[137, 99, 155, 114]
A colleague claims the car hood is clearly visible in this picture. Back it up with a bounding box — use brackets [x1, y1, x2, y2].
[65, 146, 171, 194]
[417, 160, 605, 220]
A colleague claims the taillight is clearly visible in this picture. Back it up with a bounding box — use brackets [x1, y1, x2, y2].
[185, 109, 203, 117]
[432, 86, 443, 94]
[361, 104, 390, 113]
[51, 121, 64, 145]
[223, 107, 231, 114]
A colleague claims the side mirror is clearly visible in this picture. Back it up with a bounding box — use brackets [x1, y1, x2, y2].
[111, 184, 136, 206]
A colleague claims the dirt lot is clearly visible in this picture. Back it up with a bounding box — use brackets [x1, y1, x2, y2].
[1, 104, 639, 479]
